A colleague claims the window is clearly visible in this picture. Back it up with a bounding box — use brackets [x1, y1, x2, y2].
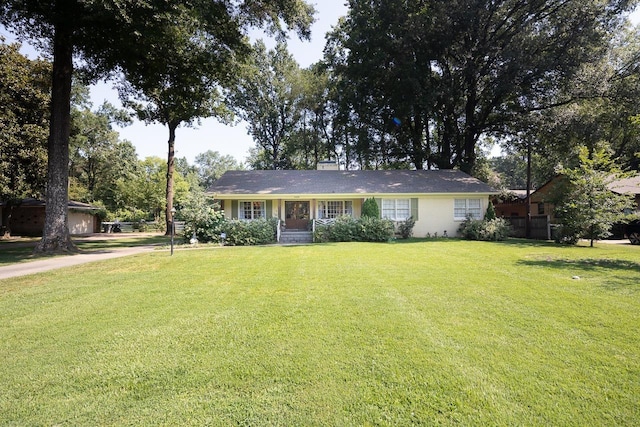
[382, 199, 411, 221]
[317, 200, 353, 219]
[537, 202, 545, 215]
[454, 199, 482, 220]
[239, 201, 265, 220]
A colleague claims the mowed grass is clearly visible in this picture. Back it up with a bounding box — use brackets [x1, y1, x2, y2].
[0, 234, 169, 266]
[0, 240, 638, 425]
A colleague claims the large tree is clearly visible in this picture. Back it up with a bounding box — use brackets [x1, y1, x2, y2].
[194, 150, 243, 190]
[0, 40, 50, 237]
[229, 40, 306, 170]
[1, 0, 314, 252]
[117, 3, 314, 233]
[326, 0, 635, 172]
[68, 85, 136, 207]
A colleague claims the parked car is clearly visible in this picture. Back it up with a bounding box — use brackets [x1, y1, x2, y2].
[625, 219, 640, 245]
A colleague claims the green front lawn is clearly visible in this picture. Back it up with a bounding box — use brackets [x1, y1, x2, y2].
[1, 240, 638, 425]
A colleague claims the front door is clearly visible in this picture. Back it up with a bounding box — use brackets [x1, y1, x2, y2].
[285, 201, 310, 230]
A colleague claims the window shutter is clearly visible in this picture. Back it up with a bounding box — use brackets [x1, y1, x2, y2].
[232, 200, 238, 219]
[266, 200, 272, 218]
[411, 198, 419, 221]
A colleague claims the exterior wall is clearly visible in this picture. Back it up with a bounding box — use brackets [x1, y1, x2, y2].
[495, 201, 527, 218]
[8, 207, 45, 236]
[217, 195, 489, 238]
[69, 211, 98, 235]
[413, 196, 489, 237]
[220, 198, 364, 221]
[2, 206, 97, 236]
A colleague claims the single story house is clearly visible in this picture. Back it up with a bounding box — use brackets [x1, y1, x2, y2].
[0, 198, 102, 236]
[207, 169, 498, 238]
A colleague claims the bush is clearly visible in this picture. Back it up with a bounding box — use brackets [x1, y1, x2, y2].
[397, 216, 416, 239]
[322, 216, 360, 242]
[220, 218, 278, 246]
[182, 206, 226, 243]
[361, 198, 380, 218]
[314, 216, 394, 243]
[553, 224, 580, 245]
[458, 217, 511, 241]
[484, 202, 497, 221]
[359, 216, 395, 242]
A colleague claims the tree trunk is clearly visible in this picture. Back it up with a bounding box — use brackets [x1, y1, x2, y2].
[34, 24, 76, 254]
[1, 203, 15, 238]
[525, 139, 532, 239]
[165, 123, 177, 235]
[461, 77, 477, 175]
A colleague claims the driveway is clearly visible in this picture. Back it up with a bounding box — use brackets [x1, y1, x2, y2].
[0, 234, 163, 280]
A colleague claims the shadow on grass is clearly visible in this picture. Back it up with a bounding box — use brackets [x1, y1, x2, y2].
[0, 235, 168, 266]
[517, 257, 640, 291]
[388, 237, 560, 247]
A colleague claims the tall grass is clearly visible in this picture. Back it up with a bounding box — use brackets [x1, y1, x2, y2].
[1, 240, 638, 425]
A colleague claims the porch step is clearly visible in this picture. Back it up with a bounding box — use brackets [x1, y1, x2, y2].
[279, 231, 313, 244]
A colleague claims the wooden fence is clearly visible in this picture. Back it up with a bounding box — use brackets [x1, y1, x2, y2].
[506, 215, 551, 240]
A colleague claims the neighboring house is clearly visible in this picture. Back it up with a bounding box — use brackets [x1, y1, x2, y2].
[207, 169, 497, 238]
[493, 174, 640, 239]
[0, 198, 102, 236]
[608, 175, 640, 212]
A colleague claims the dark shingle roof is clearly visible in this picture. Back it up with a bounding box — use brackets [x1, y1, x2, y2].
[207, 170, 496, 196]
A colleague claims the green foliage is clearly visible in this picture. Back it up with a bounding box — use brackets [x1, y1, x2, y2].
[221, 218, 278, 246]
[314, 216, 394, 243]
[553, 146, 636, 246]
[0, 41, 50, 203]
[484, 202, 497, 221]
[229, 41, 305, 170]
[1, 0, 314, 252]
[358, 216, 396, 242]
[109, 208, 149, 223]
[361, 198, 379, 218]
[182, 199, 277, 246]
[325, 0, 632, 171]
[69, 90, 137, 208]
[194, 150, 243, 190]
[458, 217, 511, 241]
[397, 216, 416, 239]
[181, 196, 226, 243]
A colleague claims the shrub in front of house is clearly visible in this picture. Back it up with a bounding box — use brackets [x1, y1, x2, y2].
[183, 202, 278, 246]
[221, 218, 278, 246]
[314, 216, 394, 243]
[397, 216, 416, 239]
[361, 197, 380, 218]
[458, 217, 511, 241]
[359, 216, 395, 242]
[317, 216, 360, 242]
[183, 206, 226, 243]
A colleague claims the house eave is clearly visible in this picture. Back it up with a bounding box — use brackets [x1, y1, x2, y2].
[210, 191, 498, 200]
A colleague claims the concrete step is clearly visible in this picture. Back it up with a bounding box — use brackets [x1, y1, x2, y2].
[280, 231, 313, 244]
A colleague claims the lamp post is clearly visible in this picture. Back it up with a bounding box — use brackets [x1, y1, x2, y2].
[170, 207, 176, 256]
